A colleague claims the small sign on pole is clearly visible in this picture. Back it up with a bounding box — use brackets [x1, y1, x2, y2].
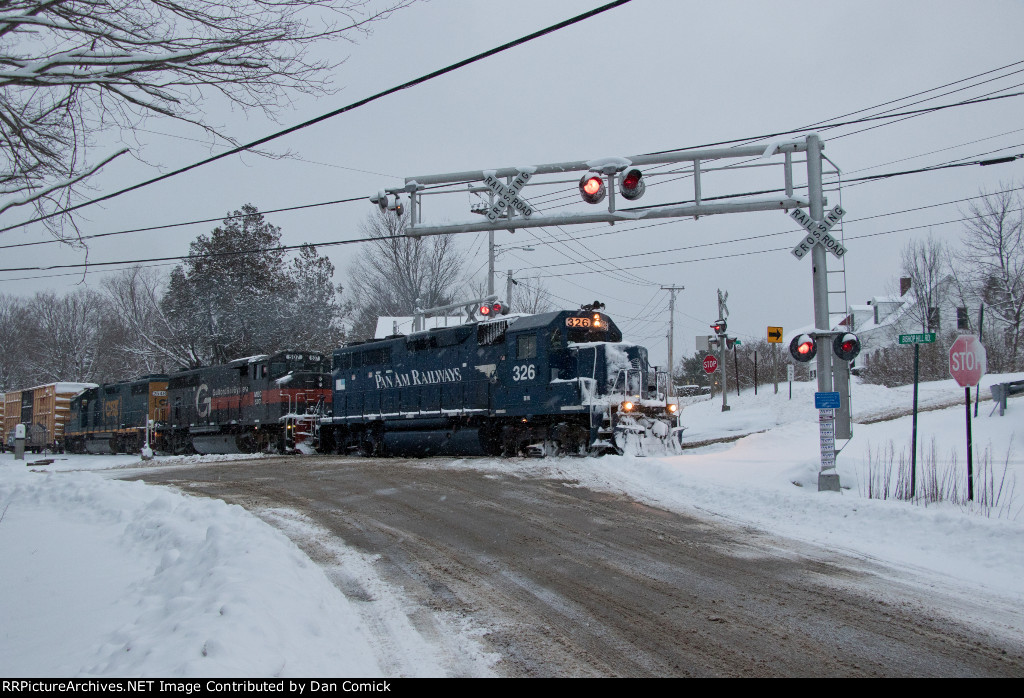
[899, 332, 936, 345]
[814, 391, 841, 409]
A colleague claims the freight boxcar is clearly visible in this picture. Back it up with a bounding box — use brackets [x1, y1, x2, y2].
[3, 383, 96, 453]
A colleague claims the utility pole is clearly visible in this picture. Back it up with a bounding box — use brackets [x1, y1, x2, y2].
[661, 285, 685, 397]
[506, 269, 514, 311]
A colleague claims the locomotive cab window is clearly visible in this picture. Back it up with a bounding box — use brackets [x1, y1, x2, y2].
[334, 353, 352, 371]
[517, 334, 537, 360]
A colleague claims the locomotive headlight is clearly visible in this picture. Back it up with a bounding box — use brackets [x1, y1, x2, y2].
[621, 400, 635, 412]
[592, 313, 602, 327]
[666, 403, 678, 414]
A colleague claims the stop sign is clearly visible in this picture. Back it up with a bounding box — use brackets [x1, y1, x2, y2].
[949, 334, 987, 387]
[703, 355, 719, 374]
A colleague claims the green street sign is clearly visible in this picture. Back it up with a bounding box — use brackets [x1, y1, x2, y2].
[898, 333, 936, 345]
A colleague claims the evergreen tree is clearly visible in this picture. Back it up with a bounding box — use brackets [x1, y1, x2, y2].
[162, 204, 343, 365]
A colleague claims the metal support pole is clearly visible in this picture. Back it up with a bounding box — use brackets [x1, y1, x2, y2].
[808, 134, 840, 492]
[974, 303, 984, 418]
[720, 336, 729, 411]
[506, 269, 514, 308]
[487, 230, 495, 296]
[734, 345, 740, 397]
[965, 387, 974, 501]
[911, 343, 920, 498]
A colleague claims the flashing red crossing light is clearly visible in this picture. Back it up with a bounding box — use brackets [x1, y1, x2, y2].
[832, 333, 861, 362]
[711, 319, 727, 335]
[790, 334, 817, 362]
[618, 168, 646, 201]
[479, 301, 510, 318]
[579, 174, 607, 204]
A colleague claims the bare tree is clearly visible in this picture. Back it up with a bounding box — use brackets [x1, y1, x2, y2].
[898, 233, 948, 334]
[510, 275, 554, 314]
[0, 292, 31, 389]
[101, 265, 184, 373]
[346, 208, 464, 339]
[0, 0, 411, 238]
[959, 186, 1024, 369]
[21, 288, 105, 382]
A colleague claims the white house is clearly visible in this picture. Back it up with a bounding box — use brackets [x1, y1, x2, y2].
[839, 276, 978, 355]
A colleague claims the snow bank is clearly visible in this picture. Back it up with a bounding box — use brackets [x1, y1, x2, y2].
[0, 465, 381, 678]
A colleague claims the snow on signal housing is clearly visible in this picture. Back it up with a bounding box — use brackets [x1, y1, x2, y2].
[618, 168, 646, 201]
[579, 173, 607, 204]
[789, 333, 817, 362]
[832, 333, 861, 362]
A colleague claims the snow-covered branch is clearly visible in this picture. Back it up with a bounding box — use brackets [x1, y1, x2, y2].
[0, 0, 414, 238]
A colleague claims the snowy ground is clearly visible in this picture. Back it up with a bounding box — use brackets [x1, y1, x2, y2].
[1, 373, 1021, 677]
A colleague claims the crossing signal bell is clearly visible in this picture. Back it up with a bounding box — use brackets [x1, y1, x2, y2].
[579, 174, 607, 204]
[618, 168, 646, 201]
[832, 333, 861, 362]
[790, 334, 817, 362]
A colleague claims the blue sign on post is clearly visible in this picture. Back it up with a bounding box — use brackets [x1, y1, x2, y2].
[815, 391, 841, 409]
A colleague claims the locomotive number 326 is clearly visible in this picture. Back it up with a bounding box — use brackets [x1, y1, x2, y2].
[512, 364, 536, 381]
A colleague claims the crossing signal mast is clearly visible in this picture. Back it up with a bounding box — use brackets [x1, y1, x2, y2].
[372, 134, 850, 492]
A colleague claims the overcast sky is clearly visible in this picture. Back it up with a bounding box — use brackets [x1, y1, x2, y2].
[2, 0, 1023, 368]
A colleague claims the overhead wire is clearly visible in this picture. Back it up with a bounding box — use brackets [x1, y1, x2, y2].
[0, 0, 634, 235]
[2, 155, 1020, 278]
[5, 57, 1020, 261]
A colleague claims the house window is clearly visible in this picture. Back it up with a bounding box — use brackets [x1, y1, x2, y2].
[927, 307, 940, 331]
[957, 307, 970, 330]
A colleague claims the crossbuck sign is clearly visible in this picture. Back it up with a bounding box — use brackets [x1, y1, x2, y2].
[482, 170, 534, 222]
[791, 204, 847, 260]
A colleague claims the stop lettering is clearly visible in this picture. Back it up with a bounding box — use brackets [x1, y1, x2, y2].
[703, 355, 719, 374]
[949, 335, 987, 387]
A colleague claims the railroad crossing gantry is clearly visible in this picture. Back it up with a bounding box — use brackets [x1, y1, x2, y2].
[371, 134, 849, 491]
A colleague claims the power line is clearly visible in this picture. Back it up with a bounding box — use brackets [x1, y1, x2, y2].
[0, 196, 367, 251]
[8, 69, 1020, 254]
[0, 0, 633, 235]
[3, 162, 1020, 279]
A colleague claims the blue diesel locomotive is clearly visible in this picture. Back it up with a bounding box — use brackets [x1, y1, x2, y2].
[319, 305, 682, 457]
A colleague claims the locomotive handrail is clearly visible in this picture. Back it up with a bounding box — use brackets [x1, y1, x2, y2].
[614, 368, 646, 401]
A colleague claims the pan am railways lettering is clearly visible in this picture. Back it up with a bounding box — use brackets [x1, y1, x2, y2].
[374, 367, 462, 390]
